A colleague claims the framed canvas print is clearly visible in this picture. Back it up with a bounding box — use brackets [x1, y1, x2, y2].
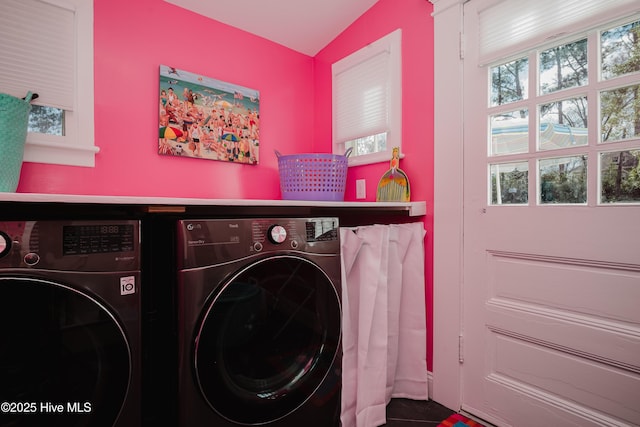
[159, 65, 260, 164]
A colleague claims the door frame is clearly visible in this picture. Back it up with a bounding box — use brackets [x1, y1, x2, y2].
[431, 0, 465, 411]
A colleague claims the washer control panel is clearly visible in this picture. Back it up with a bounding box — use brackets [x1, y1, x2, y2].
[0, 220, 140, 271]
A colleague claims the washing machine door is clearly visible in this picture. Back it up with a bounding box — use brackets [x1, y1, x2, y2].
[0, 277, 130, 427]
[194, 255, 341, 425]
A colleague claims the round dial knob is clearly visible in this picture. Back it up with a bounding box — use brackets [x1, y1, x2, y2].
[24, 252, 40, 266]
[268, 225, 287, 244]
[0, 232, 11, 258]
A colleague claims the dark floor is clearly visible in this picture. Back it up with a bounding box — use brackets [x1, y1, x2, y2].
[382, 398, 456, 426]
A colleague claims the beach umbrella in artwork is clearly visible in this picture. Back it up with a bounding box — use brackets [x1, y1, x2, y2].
[221, 133, 239, 142]
[159, 126, 183, 140]
[214, 100, 233, 109]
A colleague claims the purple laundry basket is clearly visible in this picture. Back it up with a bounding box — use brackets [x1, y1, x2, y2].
[276, 148, 352, 201]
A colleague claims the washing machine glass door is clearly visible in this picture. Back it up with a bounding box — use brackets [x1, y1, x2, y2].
[194, 255, 341, 425]
[0, 277, 130, 427]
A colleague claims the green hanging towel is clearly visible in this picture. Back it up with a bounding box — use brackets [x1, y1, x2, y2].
[0, 92, 34, 192]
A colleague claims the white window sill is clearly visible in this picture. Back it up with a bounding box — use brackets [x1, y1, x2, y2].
[23, 140, 100, 167]
[347, 151, 404, 167]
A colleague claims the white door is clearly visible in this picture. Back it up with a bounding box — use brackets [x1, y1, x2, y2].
[461, 2, 640, 426]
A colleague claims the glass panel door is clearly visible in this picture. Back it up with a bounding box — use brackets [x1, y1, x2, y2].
[194, 256, 340, 424]
[0, 278, 130, 427]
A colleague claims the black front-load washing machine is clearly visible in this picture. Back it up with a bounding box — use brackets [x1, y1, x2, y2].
[176, 218, 342, 426]
[0, 220, 141, 427]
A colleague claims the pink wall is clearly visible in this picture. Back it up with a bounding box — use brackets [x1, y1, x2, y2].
[314, 0, 435, 369]
[17, 0, 315, 199]
[16, 0, 435, 369]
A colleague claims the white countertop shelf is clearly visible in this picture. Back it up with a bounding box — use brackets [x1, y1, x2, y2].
[0, 193, 426, 217]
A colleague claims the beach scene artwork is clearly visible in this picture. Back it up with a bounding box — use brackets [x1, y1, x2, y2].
[159, 64, 260, 164]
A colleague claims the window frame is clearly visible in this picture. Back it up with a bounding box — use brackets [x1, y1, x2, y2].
[485, 13, 640, 206]
[3, 0, 98, 167]
[331, 29, 402, 167]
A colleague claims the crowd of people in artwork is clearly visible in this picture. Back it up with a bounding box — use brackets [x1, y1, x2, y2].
[159, 84, 259, 164]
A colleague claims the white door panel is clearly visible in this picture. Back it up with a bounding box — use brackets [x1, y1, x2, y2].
[461, 2, 640, 426]
[479, 208, 640, 266]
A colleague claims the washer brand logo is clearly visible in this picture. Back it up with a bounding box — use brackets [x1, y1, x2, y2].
[186, 223, 202, 231]
[228, 223, 239, 228]
[120, 276, 136, 295]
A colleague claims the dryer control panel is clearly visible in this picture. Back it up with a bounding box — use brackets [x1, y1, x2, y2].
[251, 218, 338, 248]
[178, 218, 339, 269]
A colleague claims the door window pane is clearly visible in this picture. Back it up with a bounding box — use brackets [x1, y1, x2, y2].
[539, 156, 588, 204]
[490, 110, 529, 155]
[490, 161, 529, 205]
[600, 84, 640, 143]
[600, 150, 640, 203]
[539, 97, 588, 150]
[539, 38, 588, 95]
[487, 15, 639, 207]
[601, 19, 640, 80]
[490, 58, 528, 106]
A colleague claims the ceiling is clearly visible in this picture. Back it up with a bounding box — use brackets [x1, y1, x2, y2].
[164, 0, 381, 56]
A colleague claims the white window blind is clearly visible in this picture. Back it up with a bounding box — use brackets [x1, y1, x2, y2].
[0, 0, 75, 110]
[476, 0, 639, 65]
[334, 50, 390, 142]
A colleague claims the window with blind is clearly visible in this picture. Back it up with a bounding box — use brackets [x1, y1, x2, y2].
[332, 29, 402, 166]
[0, 0, 97, 167]
[475, 0, 640, 205]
